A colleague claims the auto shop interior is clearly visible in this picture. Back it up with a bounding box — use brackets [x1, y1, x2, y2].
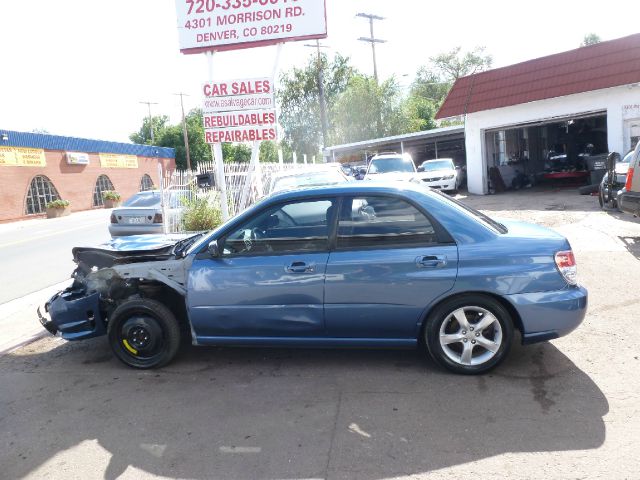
[483, 113, 609, 191]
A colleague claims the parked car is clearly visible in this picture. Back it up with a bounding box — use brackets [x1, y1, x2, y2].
[416, 158, 462, 192]
[267, 169, 349, 195]
[38, 182, 587, 374]
[108, 189, 190, 237]
[363, 152, 417, 181]
[599, 150, 632, 209]
[618, 141, 640, 215]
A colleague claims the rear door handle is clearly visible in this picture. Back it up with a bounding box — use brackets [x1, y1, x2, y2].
[416, 255, 447, 268]
[285, 261, 315, 273]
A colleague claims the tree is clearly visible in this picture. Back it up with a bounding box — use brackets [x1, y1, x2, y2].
[581, 33, 601, 47]
[278, 53, 355, 156]
[129, 115, 169, 145]
[430, 46, 493, 81]
[410, 67, 452, 108]
[155, 109, 212, 169]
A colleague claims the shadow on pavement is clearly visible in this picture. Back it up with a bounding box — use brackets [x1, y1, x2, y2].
[619, 236, 640, 260]
[0, 338, 608, 479]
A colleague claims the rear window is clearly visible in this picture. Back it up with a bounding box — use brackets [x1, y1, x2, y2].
[122, 192, 161, 207]
[428, 188, 508, 234]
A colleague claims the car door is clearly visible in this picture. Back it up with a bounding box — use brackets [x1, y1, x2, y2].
[324, 195, 458, 340]
[187, 198, 336, 340]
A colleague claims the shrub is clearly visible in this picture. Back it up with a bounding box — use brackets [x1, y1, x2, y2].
[182, 194, 223, 232]
[46, 199, 70, 209]
[102, 190, 121, 201]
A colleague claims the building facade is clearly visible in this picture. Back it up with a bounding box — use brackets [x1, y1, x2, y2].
[436, 33, 640, 194]
[0, 130, 175, 222]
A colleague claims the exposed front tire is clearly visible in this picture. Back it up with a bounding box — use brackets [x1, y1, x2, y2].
[424, 294, 514, 375]
[107, 298, 181, 369]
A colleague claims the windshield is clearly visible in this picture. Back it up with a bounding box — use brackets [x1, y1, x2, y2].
[122, 192, 161, 207]
[621, 151, 633, 164]
[421, 160, 455, 171]
[368, 157, 415, 174]
[271, 170, 346, 193]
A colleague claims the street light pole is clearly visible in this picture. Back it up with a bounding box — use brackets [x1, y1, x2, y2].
[304, 40, 330, 149]
[356, 13, 386, 84]
[139, 101, 158, 143]
[174, 93, 192, 171]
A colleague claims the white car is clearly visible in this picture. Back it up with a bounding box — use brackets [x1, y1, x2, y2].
[416, 158, 461, 192]
[363, 153, 417, 182]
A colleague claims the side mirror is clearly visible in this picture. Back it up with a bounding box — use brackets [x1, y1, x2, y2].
[207, 240, 220, 258]
[417, 166, 424, 172]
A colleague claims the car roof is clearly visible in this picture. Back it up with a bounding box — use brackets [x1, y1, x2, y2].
[267, 180, 427, 200]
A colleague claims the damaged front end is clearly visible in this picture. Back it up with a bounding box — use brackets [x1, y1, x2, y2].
[38, 234, 201, 341]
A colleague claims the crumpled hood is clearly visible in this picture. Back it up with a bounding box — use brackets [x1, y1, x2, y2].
[71, 234, 193, 271]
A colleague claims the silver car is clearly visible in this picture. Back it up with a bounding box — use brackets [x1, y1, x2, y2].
[108, 190, 190, 237]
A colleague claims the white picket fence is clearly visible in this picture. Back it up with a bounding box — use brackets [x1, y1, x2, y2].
[159, 160, 325, 233]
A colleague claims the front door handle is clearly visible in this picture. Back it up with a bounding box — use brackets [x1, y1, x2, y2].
[285, 261, 315, 273]
[416, 255, 447, 268]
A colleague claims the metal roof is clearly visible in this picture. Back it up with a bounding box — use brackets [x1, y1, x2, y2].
[324, 125, 464, 154]
[0, 129, 175, 158]
[436, 33, 640, 119]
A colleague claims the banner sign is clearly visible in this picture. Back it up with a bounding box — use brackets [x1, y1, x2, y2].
[0, 147, 46, 167]
[175, 0, 327, 54]
[203, 109, 276, 128]
[205, 126, 277, 143]
[66, 152, 90, 165]
[99, 153, 139, 169]
[203, 78, 274, 113]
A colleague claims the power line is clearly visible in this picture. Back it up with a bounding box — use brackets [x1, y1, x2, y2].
[139, 101, 158, 143]
[356, 13, 386, 84]
[304, 40, 330, 149]
[173, 93, 192, 170]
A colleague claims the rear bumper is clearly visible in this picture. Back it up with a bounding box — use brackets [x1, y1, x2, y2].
[504, 286, 588, 345]
[109, 224, 164, 237]
[37, 288, 106, 341]
[618, 190, 640, 215]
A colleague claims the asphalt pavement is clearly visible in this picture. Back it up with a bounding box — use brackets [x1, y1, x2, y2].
[1, 189, 639, 479]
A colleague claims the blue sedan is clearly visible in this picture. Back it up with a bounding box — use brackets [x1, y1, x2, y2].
[38, 182, 587, 374]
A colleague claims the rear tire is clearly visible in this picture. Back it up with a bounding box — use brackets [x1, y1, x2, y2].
[424, 294, 513, 375]
[107, 298, 181, 369]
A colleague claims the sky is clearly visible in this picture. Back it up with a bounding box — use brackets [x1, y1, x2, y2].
[1, 0, 637, 144]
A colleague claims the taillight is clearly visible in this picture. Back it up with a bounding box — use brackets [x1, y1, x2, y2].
[153, 213, 163, 223]
[555, 250, 577, 285]
[625, 167, 634, 191]
[110, 213, 117, 224]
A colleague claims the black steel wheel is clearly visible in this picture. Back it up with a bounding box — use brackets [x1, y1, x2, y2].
[424, 294, 514, 375]
[107, 298, 181, 369]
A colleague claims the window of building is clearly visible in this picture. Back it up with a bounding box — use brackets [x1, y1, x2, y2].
[337, 196, 436, 249]
[140, 174, 154, 191]
[25, 175, 60, 215]
[93, 175, 115, 207]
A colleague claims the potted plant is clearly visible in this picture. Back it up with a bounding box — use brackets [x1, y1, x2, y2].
[46, 199, 71, 218]
[102, 190, 121, 208]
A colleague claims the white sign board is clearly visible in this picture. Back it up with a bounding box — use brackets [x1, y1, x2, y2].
[205, 126, 277, 143]
[66, 151, 90, 165]
[175, 0, 327, 54]
[203, 77, 274, 113]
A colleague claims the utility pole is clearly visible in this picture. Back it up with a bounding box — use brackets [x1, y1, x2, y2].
[304, 40, 330, 149]
[356, 13, 386, 84]
[139, 101, 158, 143]
[174, 93, 192, 171]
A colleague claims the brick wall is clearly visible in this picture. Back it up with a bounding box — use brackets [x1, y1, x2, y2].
[0, 151, 176, 222]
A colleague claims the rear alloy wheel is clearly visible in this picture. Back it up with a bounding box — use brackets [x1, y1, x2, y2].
[425, 294, 513, 374]
[107, 298, 181, 369]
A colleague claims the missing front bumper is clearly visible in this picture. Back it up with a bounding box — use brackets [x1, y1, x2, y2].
[38, 288, 106, 341]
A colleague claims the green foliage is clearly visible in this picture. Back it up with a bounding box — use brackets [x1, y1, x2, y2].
[581, 33, 601, 47]
[101, 190, 121, 201]
[410, 67, 452, 108]
[129, 115, 170, 145]
[259, 141, 279, 162]
[430, 46, 493, 81]
[181, 193, 223, 232]
[278, 53, 355, 155]
[46, 199, 70, 209]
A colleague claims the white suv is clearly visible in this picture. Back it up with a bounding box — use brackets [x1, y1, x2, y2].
[364, 153, 417, 182]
